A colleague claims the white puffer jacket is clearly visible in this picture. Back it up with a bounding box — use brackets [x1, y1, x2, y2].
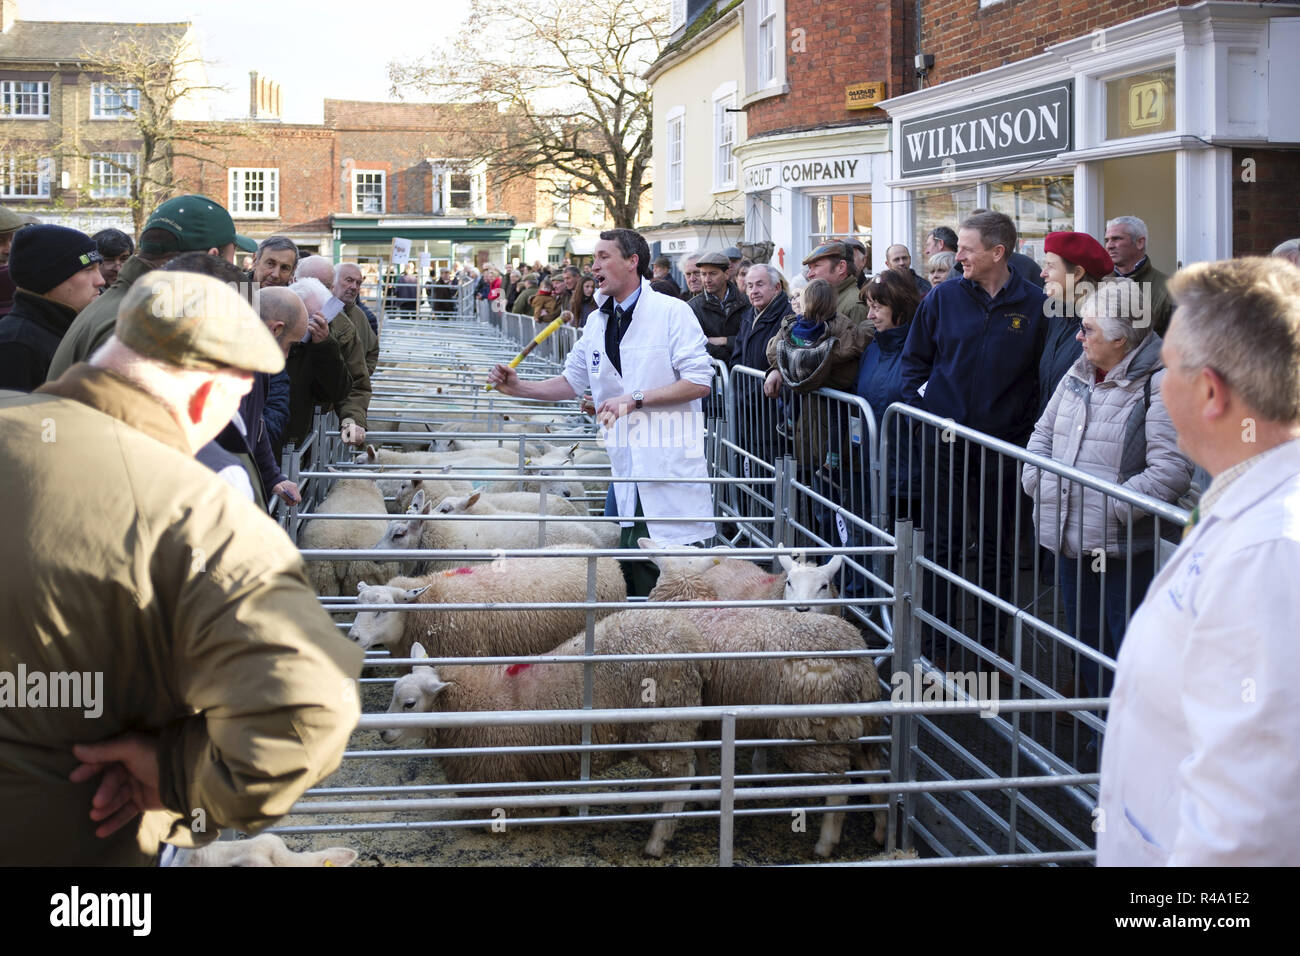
[1021, 333, 1193, 558]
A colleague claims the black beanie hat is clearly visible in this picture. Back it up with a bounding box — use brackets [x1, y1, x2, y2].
[9, 224, 103, 295]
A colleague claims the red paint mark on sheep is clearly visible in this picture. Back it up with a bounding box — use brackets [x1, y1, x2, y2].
[442, 567, 474, 576]
[505, 663, 533, 676]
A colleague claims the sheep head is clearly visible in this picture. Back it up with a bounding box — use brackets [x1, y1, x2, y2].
[779, 554, 843, 613]
[349, 580, 430, 650]
[639, 537, 726, 602]
[382, 642, 450, 744]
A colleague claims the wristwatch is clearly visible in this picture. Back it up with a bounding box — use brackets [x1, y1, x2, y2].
[632, 390, 644, 410]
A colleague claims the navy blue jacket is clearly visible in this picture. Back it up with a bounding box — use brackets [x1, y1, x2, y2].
[264, 370, 291, 450]
[0, 291, 77, 392]
[217, 371, 286, 502]
[357, 300, 379, 335]
[856, 323, 919, 498]
[900, 269, 1048, 444]
[731, 291, 791, 371]
[1037, 311, 1082, 416]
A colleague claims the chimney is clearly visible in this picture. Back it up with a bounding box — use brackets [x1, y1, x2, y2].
[249, 70, 282, 120]
[1, 1, 20, 34]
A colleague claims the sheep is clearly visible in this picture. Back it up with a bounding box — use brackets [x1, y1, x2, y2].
[298, 477, 395, 596]
[433, 491, 618, 547]
[643, 544, 888, 857]
[382, 611, 706, 858]
[375, 488, 605, 570]
[637, 541, 843, 613]
[348, 447, 475, 513]
[424, 488, 585, 517]
[171, 834, 357, 867]
[348, 550, 628, 658]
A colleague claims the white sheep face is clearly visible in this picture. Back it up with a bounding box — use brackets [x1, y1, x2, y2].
[349, 584, 413, 650]
[780, 554, 843, 613]
[382, 643, 449, 744]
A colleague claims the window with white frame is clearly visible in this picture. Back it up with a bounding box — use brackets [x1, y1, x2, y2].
[0, 155, 52, 197]
[89, 153, 136, 199]
[670, 0, 686, 32]
[713, 85, 737, 191]
[554, 182, 571, 223]
[743, 0, 786, 99]
[0, 80, 51, 118]
[431, 160, 485, 214]
[90, 83, 141, 119]
[228, 167, 279, 217]
[665, 108, 684, 210]
[353, 170, 386, 213]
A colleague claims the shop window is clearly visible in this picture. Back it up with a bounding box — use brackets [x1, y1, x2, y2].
[988, 175, 1074, 260]
[912, 185, 980, 261]
[1106, 67, 1176, 140]
[808, 191, 871, 251]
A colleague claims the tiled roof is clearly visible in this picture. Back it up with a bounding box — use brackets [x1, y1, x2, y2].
[0, 20, 190, 63]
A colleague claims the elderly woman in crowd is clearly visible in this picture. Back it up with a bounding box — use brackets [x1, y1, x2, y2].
[926, 251, 956, 286]
[1022, 278, 1193, 763]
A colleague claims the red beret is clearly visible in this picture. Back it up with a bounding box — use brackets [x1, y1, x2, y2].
[1044, 231, 1114, 282]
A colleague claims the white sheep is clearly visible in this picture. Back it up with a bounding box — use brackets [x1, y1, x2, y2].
[423, 488, 584, 517]
[171, 834, 357, 867]
[638, 541, 843, 612]
[375, 488, 605, 570]
[382, 611, 706, 858]
[433, 491, 618, 547]
[298, 477, 395, 596]
[348, 551, 627, 658]
[348, 447, 474, 513]
[644, 545, 888, 857]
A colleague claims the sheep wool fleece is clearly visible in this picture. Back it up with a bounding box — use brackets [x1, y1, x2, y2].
[0, 365, 363, 865]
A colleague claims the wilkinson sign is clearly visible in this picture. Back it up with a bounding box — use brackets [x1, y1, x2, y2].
[900, 81, 1073, 177]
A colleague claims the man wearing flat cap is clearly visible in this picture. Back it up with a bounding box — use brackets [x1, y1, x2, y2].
[0, 271, 362, 865]
[47, 194, 257, 382]
[803, 241, 872, 332]
[0, 204, 40, 319]
[0, 224, 105, 391]
[688, 250, 748, 362]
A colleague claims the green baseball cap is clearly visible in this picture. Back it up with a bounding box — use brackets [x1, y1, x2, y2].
[114, 271, 284, 374]
[140, 195, 257, 255]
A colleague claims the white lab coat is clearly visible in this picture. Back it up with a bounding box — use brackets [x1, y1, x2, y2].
[563, 278, 715, 545]
[1096, 438, 1300, 866]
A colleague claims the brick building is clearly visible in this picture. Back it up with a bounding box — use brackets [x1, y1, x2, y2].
[733, 0, 918, 274]
[876, 0, 1300, 270]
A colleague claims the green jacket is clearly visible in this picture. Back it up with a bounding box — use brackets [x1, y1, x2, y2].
[835, 275, 873, 342]
[346, 302, 379, 377]
[329, 305, 372, 428]
[45, 256, 155, 382]
[0, 366, 362, 865]
[1126, 257, 1173, 338]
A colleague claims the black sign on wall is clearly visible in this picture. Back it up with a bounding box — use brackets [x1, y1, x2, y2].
[900, 81, 1074, 177]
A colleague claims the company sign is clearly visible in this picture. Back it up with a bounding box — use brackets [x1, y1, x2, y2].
[899, 81, 1073, 177]
[742, 155, 868, 193]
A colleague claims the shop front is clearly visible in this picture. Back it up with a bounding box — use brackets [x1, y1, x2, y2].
[736, 123, 890, 276]
[878, 1, 1300, 273]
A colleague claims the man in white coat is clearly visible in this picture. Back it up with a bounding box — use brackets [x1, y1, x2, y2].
[487, 229, 715, 594]
[1097, 256, 1300, 866]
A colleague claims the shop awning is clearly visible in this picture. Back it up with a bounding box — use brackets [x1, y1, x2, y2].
[566, 235, 597, 256]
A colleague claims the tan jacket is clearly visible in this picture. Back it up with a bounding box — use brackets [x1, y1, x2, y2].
[345, 301, 379, 377]
[0, 366, 362, 865]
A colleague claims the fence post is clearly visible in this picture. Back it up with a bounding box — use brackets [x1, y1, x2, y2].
[772, 456, 791, 559]
[579, 556, 597, 815]
[719, 711, 736, 867]
[888, 518, 914, 855]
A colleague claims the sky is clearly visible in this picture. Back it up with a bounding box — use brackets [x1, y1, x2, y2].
[30, 0, 473, 124]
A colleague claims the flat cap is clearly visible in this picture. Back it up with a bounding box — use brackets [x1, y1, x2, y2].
[0, 205, 39, 233]
[115, 271, 285, 374]
[802, 241, 849, 266]
[696, 251, 731, 270]
[722, 246, 743, 260]
[841, 236, 867, 253]
[1044, 231, 1114, 282]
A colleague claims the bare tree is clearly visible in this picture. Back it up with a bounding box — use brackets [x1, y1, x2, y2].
[389, 0, 667, 229]
[60, 31, 251, 235]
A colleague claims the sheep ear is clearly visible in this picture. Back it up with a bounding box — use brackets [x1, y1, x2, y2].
[410, 641, 428, 658]
[402, 584, 432, 602]
[420, 669, 450, 696]
[366, 443, 377, 457]
[824, 554, 843, 576]
[779, 554, 794, 572]
[466, 491, 481, 508]
[565, 443, 579, 462]
[636, 537, 659, 551]
[411, 488, 425, 510]
[316, 848, 357, 867]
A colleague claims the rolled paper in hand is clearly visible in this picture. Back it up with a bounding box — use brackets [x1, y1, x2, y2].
[486, 315, 566, 391]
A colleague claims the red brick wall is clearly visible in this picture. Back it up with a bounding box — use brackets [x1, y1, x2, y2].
[747, 0, 914, 138]
[174, 124, 337, 234]
[916, 0, 1213, 87]
[1232, 147, 1300, 258]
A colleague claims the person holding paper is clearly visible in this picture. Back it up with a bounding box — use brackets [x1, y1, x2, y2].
[296, 256, 374, 447]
